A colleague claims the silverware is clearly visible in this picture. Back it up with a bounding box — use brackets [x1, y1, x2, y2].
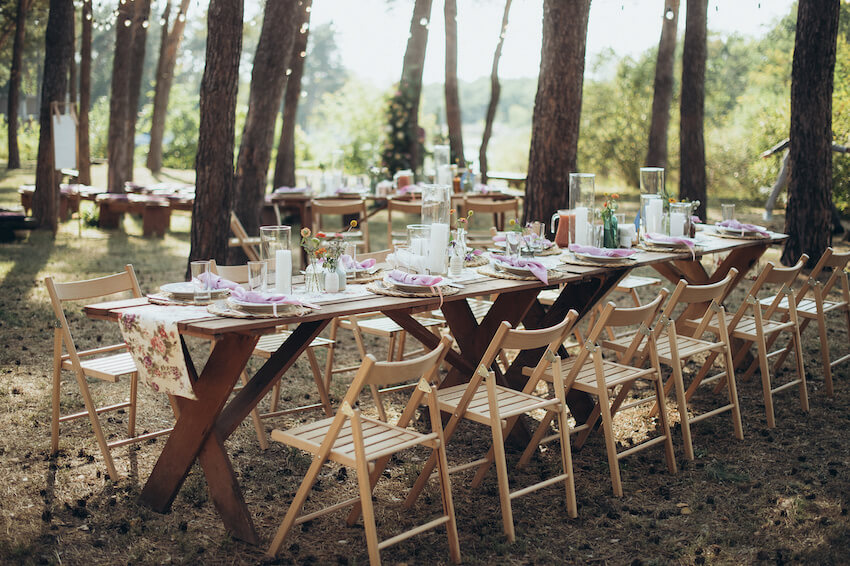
[445, 282, 465, 289]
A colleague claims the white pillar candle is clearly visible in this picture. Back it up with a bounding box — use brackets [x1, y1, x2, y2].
[669, 211, 686, 237]
[436, 164, 453, 185]
[427, 222, 450, 274]
[410, 237, 426, 255]
[647, 199, 663, 234]
[275, 249, 292, 294]
[573, 207, 589, 245]
[619, 224, 637, 248]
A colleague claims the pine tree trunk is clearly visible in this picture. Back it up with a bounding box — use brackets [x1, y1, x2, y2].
[68, 12, 76, 106]
[646, 0, 679, 169]
[400, 0, 432, 174]
[106, 0, 135, 192]
[444, 0, 464, 167]
[273, 0, 312, 190]
[123, 0, 151, 182]
[147, 0, 190, 173]
[233, 0, 298, 242]
[479, 0, 511, 184]
[188, 0, 243, 268]
[781, 0, 839, 267]
[33, 0, 74, 231]
[524, 0, 591, 224]
[679, 0, 707, 219]
[78, 0, 92, 184]
[6, 0, 27, 170]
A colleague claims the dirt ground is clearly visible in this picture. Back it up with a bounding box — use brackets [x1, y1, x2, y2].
[0, 201, 849, 565]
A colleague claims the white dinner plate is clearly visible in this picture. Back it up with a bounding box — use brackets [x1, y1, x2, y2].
[160, 282, 229, 300]
[227, 298, 303, 316]
[383, 276, 445, 294]
[574, 251, 635, 263]
[643, 236, 694, 249]
[494, 261, 534, 276]
[716, 223, 768, 236]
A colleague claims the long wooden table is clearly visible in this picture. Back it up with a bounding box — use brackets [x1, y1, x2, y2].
[84, 229, 785, 545]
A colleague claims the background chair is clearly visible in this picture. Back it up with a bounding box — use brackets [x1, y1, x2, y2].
[311, 198, 370, 252]
[45, 265, 173, 480]
[266, 337, 460, 566]
[385, 197, 422, 247]
[462, 196, 520, 246]
[228, 211, 262, 261]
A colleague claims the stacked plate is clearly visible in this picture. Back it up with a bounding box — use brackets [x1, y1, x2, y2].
[573, 251, 635, 264]
[160, 282, 229, 301]
[226, 298, 303, 316]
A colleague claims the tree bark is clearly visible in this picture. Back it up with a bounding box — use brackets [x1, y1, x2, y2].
[524, 0, 591, 224]
[273, 0, 312, 190]
[479, 0, 512, 184]
[400, 0, 432, 174]
[7, 0, 27, 170]
[781, 0, 839, 267]
[123, 0, 151, 182]
[68, 10, 76, 106]
[444, 0, 464, 167]
[233, 0, 297, 241]
[78, 0, 92, 184]
[146, 0, 190, 173]
[106, 0, 136, 192]
[33, 0, 74, 231]
[679, 0, 707, 219]
[188, 0, 243, 268]
[645, 0, 679, 169]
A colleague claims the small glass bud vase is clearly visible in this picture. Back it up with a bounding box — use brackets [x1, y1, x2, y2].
[602, 213, 619, 248]
[324, 266, 340, 293]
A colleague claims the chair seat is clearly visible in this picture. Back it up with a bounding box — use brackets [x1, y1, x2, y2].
[339, 315, 444, 336]
[525, 356, 656, 393]
[271, 415, 437, 468]
[63, 350, 137, 383]
[616, 275, 662, 290]
[655, 332, 724, 363]
[436, 383, 560, 425]
[759, 296, 848, 317]
[254, 331, 333, 357]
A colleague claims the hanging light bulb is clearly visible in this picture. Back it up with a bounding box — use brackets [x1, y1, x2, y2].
[141, 19, 149, 28]
[665, 7, 674, 20]
[286, 68, 292, 76]
[177, 13, 185, 22]
[123, 18, 131, 27]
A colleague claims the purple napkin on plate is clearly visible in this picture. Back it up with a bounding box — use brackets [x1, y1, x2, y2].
[569, 244, 637, 257]
[230, 286, 317, 308]
[273, 186, 307, 193]
[717, 219, 769, 236]
[388, 270, 443, 286]
[492, 234, 506, 242]
[197, 272, 241, 291]
[341, 254, 376, 271]
[646, 233, 696, 247]
[490, 254, 548, 284]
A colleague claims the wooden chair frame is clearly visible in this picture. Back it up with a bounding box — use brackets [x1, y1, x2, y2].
[266, 337, 460, 565]
[311, 198, 370, 252]
[45, 265, 174, 480]
[386, 197, 422, 247]
[405, 313, 580, 542]
[463, 196, 520, 234]
[228, 211, 262, 261]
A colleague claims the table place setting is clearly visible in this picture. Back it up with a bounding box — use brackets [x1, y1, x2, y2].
[479, 253, 564, 284]
[712, 218, 772, 239]
[366, 269, 460, 298]
[561, 243, 639, 267]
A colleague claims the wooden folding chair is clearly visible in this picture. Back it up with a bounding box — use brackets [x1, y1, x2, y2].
[705, 257, 810, 428]
[385, 197, 422, 247]
[754, 248, 850, 396]
[539, 294, 677, 497]
[266, 337, 460, 566]
[45, 265, 174, 480]
[311, 198, 370, 252]
[463, 196, 520, 245]
[210, 261, 335, 449]
[228, 211, 262, 261]
[405, 312, 579, 542]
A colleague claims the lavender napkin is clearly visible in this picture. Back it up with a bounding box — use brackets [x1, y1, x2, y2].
[646, 233, 696, 247]
[388, 270, 443, 287]
[718, 219, 769, 236]
[196, 272, 241, 291]
[490, 254, 548, 284]
[569, 244, 637, 257]
[230, 286, 317, 307]
[341, 254, 377, 271]
[273, 186, 308, 193]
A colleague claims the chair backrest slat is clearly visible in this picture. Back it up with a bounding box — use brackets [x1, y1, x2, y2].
[48, 265, 142, 302]
[463, 197, 520, 215]
[674, 270, 738, 305]
[362, 336, 453, 388]
[499, 313, 576, 352]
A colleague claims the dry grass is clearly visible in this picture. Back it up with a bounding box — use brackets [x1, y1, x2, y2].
[1, 165, 849, 565]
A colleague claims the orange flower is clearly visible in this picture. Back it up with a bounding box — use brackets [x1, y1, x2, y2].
[317, 232, 326, 238]
[611, 193, 619, 200]
[669, 197, 677, 203]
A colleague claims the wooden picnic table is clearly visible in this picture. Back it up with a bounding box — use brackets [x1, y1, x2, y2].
[83, 228, 785, 545]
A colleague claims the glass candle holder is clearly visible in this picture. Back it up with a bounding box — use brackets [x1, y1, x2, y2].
[406, 224, 431, 273]
[721, 203, 735, 222]
[640, 194, 663, 238]
[569, 172, 595, 209]
[669, 202, 691, 237]
[640, 167, 665, 195]
[260, 225, 292, 294]
[434, 144, 452, 185]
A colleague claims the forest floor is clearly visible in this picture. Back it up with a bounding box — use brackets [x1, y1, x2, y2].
[1, 165, 849, 565]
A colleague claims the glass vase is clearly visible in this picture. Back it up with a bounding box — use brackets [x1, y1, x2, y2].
[603, 214, 619, 248]
[304, 257, 323, 293]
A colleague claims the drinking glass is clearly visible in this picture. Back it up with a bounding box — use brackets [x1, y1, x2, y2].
[569, 173, 595, 209]
[406, 224, 431, 273]
[505, 231, 522, 257]
[669, 202, 691, 237]
[344, 242, 358, 277]
[247, 261, 267, 293]
[434, 144, 452, 185]
[190, 260, 211, 304]
[260, 225, 292, 293]
[721, 203, 735, 222]
[640, 167, 665, 195]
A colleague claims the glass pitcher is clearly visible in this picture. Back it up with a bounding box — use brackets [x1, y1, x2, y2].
[551, 209, 575, 248]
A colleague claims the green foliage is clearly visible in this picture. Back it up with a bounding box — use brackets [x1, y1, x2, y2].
[832, 35, 850, 212]
[380, 82, 417, 175]
[0, 115, 40, 164]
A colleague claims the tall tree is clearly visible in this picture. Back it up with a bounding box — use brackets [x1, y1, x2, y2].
[68, 8, 76, 105]
[479, 0, 512, 184]
[524, 0, 591, 223]
[645, 0, 679, 169]
[232, 0, 297, 239]
[32, 0, 73, 231]
[188, 0, 243, 266]
[123, 0, 151, 182]
[7, 0, 29, 169]
[400, 0, 432, 174]
[273, 0, 312, 190]
[77, 0, 92, 184]
[444, 0, 464, 167]
[781, 0, 840, 266]
[679, 0, 707, 219]
[146, 0, 191, 173]
[106, 0, 136, 192]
